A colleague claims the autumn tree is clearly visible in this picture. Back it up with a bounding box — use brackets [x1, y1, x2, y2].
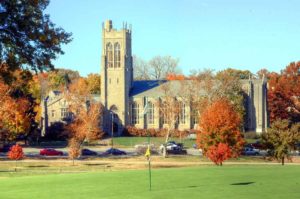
[197, 98, 244, 165]
[182, 69, 246, 126]
[68, 138, 80, 165]
[86, 73, 101, 94]
[0, 0, 72, 77]
[8, 144, 24, 170]
[216, 68, 252, 80]
[166, 73, 185, 80]
[262, 119, 300, 165]
[268, 62, 300, 123]
[0, 80, 31, 142]
[157, 81, 182, 157]
[65, 78, 104, 152]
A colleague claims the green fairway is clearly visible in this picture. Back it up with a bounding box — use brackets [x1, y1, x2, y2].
[0, 165, 299, 199]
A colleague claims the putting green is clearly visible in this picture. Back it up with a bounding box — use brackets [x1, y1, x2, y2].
[0, 165, 299, 199]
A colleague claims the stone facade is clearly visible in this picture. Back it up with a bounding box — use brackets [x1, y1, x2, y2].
[100, 20, 133, 136]
[40, 91, 100, 136]
[101, 20, 269, 135]
[40, 90, 71, 136]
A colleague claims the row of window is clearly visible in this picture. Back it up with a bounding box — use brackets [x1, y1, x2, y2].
[131, 102, 198, 125]
[106, 42, 120, 68]
[51, 108, 70, 119]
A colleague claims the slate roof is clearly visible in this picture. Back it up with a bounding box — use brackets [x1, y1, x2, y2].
[130, 80, 208, 98]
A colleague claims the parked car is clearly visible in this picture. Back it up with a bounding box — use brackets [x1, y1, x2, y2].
[241, 147, 259, 156]
[40, 148, 64, 156]
[0, 143, 14, 153]
[102, 148, 126, 156]
[160, 141, 183, 151]
[159, 141, 186, 155]
[81, 148, 97, 156]
[134, 143, 158, 155]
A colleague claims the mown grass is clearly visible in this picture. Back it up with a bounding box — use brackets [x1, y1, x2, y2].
[113, 137, 196, 148]
[112, 136, 258, 148]
[0, 165, 299, 199]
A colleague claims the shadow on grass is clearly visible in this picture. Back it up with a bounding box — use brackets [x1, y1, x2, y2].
[187, 185, 199, 188]
[0, 170, 11, 172]
[84, 163, 108, 166]
[231, 182, 255, 185]
[26, 165, 49, 168]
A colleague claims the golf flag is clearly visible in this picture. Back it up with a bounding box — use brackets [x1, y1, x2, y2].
[145, 145, 151, 158]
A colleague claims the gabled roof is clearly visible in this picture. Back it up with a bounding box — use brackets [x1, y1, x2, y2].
[130, 80, 208, 98]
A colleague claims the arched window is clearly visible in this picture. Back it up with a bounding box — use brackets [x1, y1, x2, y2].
[160, 101, 168, 125]
[179, 102, 186, 124]
[131, 102, 139, 124]
[191, 109, 198, 127]
[147, 102, 154, 124]
[114, 42, 121, 68]
[106, 43, 113, 68]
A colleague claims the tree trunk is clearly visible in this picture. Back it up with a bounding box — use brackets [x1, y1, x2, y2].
[281, 157, 284, 166]
[220, 162, 223, 166]
[163, 127, 171, 158]
[162, 146, 167, 158]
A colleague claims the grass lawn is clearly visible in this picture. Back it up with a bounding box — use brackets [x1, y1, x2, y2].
[112, 136, 258, 148]
[113, 136, 196, 148]
[0, 165, 299, 199]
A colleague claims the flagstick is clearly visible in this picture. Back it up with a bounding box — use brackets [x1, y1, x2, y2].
[148, 131, 152, 191]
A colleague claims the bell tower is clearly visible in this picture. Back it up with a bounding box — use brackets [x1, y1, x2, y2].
[100, 20, 133, 135]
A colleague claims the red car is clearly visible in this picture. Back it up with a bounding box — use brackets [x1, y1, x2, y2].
[40, 148, 63, 156]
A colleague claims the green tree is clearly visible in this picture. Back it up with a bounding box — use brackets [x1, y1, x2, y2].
[262, 119, 300, 165]
[0, 0, 72, 78]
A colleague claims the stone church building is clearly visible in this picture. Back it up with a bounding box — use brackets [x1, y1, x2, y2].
[100, 20, 268, 135]
[41, 20, 268, 136]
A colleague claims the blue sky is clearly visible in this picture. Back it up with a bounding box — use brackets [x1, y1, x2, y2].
[46, 0, 300, 76]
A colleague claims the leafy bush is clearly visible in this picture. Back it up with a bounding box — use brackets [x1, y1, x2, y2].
[7, 144, 24, 160]
[123, 126, 189, 138]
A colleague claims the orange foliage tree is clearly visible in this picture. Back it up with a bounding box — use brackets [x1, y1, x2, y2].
[166, 73, 185, 80]
[0, 81, 31, 141]
[8, 144, 24, 160]
[197, 98, 244, 165]
[68, 138, 81, 165]
[65, 78, 104, 151]
[268, 62, 300, 123]
[8, 144, 25, 169]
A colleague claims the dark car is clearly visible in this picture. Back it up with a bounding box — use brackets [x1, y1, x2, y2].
[241, 147, 259, 156]
[160, 141, 186, 155]
[81, 148, 97, 156]
[40, 148, 64, 156]
[102, 148, 126, 156]
[0, 144, 14, 153]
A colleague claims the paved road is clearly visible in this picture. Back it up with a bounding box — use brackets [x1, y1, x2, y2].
[0, 146, 202, 158]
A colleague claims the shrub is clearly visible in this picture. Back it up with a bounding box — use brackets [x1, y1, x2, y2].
[124, 126, 189, 138]
[8, 144, 24, 160]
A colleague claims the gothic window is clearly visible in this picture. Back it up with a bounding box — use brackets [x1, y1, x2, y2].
[160, 101, 168, 125]
[191, 109, 198, 127]
[61, 108, 68, 118]
[131, 102, 139, 124]
[147, 102, 154, 124]
[114, 42, 121, 68]
[106, 43, 113, 68]
[179, 102, 186, 124]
